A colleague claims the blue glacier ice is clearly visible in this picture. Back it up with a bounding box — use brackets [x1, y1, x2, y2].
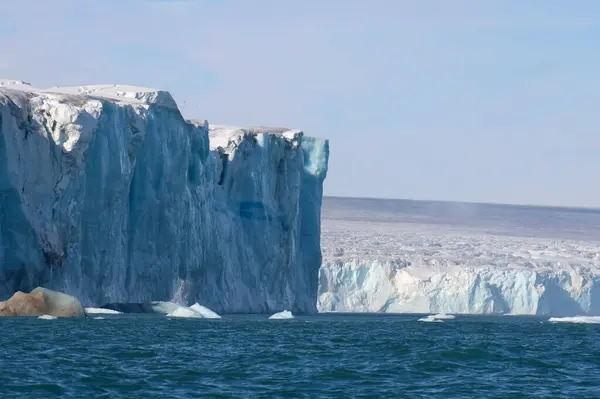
[0, 80, 329, 313]
[318, 198, 600, 316]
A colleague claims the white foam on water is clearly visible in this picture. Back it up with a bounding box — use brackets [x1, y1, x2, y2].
[38, 315, 58, 320]
[269, 310, 294, 320]
[418, 316, 443, 323]
[85, 307, 123, 315]
[189, 303, 221, 319]
[548, 316, 600, 324]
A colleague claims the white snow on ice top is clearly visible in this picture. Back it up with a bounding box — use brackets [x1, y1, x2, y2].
[208, 124, 303, 151]
[0, 79, 35, 91]
[0, 79, 178, 109]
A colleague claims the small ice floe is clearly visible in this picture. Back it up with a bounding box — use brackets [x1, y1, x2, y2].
[84, 307, 123, 315]
[148, 301, 179, 315]
[548, 316, 600, 324]
[190, 303, 221, 319]
[167, 306, 203, 318]
[418, 315, 443, 323]
[38, 315, 58, 320]
[166, 304, 221, 319]
[431, 313, 455, 320]
[269, 310, 294, 320]
[93, 317, 105, 320]
[418, 313, 455, 322]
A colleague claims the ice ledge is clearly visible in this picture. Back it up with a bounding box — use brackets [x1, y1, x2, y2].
[207, 124, 304, 151]
[0, 79, 178, 110]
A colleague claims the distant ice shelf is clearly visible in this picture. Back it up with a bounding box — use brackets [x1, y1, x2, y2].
[318, 219, 600, 316]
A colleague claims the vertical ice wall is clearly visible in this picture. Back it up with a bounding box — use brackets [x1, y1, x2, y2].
[0, 81, 329, 313]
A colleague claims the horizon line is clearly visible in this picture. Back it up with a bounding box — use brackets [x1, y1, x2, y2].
[323, 195, 600, 213]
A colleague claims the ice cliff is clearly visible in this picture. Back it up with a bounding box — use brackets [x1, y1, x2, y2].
[318, 207, 600, 316]
[0, 80, 329, 313]
[318, 259, 600, 316]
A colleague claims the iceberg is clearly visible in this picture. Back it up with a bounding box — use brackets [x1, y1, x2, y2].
[167, 306, 203, 318]
[430, 313, 455, 320]
[38, 314, 58, 320]
[189, 303, 221, 319]
[167, 304, 221, 318]
[0, 80, 328, 313]
[269, 310, 294, 319]
[418, 316, 443, 323]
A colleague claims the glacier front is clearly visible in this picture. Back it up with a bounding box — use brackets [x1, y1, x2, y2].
[318, 198, 600, 316]
[0, 80, 329, 313]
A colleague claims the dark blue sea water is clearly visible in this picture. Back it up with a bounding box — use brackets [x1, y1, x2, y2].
[2, 314, 600, 398]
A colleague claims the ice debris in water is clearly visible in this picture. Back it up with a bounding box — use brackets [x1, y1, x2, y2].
[417, 316, 442, 323]
[167, 306, 203, 318]
[548, 316, 600, 324]
[38, 315, 58, 320]
[166, 304, 221, 318]
[93, 317, 105, 320]
[431, 313, 455, 320]
[189, 303, 221, 319]
[269, 310, 294, 319]
[85, 308, 123, 315]
[418, 313, 455, 322]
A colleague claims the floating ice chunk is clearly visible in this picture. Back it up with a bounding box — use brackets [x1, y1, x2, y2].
[418, 316, 442, 323]
[94, 317, 105, 320]
[269, 310, 294, 319]
[431, 313, 455, 320]
[85, 307, 123, 315]
[548, 316, 600, 324]
[99, 301, 180, 314]
[189, 303, 221, 319]
[38, 315, 58, 320]
[167, 306, 203, 318]
[149, 301, 184, 314]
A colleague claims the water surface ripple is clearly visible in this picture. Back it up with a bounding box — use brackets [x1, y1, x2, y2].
[1, 314, 599, 398]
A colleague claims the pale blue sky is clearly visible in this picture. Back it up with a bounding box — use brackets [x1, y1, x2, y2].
[1, 1, 599, 207]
